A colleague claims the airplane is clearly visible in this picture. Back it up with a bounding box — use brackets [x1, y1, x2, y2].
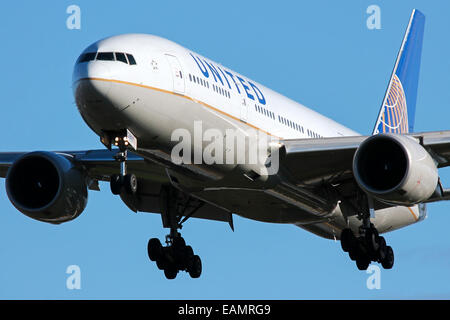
[1, 9, 449, 280]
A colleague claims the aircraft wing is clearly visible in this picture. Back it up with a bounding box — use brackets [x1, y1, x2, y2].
[0, 149, 232, 223]
[0, 150, 147, 180]
[280, 136, 366, 185]
[2, 130, 450, 226]
[279, 130, 450, 206]
[3, 130, 450, 190]
[0, 148, 220, 181]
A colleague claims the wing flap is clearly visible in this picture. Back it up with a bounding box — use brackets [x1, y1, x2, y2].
[280, 136, 365, 184]
[413, 131, 450, 167]
[280, 130, 450, 186]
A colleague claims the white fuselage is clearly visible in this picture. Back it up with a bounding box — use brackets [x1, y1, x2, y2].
[72, 34, 423, 239]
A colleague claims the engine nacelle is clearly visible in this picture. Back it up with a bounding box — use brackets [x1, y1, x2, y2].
[5, 151, 88, 224]
[353, 134, 438, 205]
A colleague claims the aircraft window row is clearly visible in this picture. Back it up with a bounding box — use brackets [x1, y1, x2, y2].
[213, 84, 231, 99]
[307, 129, 322, 138]
[189, 73, 209, 88]
[255, 104, 275, 120]
[78, 52, 137, 65]
[188, 74, 231, 99]
[278, 115, 305, 133]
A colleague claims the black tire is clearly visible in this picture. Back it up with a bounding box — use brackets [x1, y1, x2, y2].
[365, 227, 380, 255]
[356, 258, 370, 271]
[124, 173, 138, 194]
[381, 246, 394, 269]
[173, 236, 186, 249]
[188, 255, 202, 279]
[340, 228, 355, 252]
[156, 257, 167, 270]
[183, 246, 194, 270]
[110, 174, 123, 195]
[349, 248, 358, 261]
[185, 245, 194, 259]
[147, 238, 162, 262]
[377, 236, 387, 261]
[164, 268, 178, 280]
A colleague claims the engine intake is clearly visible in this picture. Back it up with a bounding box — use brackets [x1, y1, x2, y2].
[353, 134, 438, 205]
[6, 151, 88, 224]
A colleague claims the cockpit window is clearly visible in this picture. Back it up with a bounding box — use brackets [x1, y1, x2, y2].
[77, 51, 137, 65]
[115, 52, 127, 64]
[96, 52, 115, 61]
[78, 52, 96, 63]
[126, 54, 136, 65]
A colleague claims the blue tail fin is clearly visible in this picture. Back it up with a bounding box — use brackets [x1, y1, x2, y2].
[373, 9, 425, 135]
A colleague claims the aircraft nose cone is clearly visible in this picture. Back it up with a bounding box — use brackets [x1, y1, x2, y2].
[73, 63, 111, 104]
[86, 62, 111, 92]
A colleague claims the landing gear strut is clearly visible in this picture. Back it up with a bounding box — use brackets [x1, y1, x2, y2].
[340, 223, 394, 270]
[339, 192, 395, 270]
[110, 147, 138, 195]
[147, 186, 203, 279]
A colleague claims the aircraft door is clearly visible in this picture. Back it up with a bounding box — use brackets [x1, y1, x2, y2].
[165, 54, 185, 95]
[240, 97, 248, 123]
[234, 80, 247, 122]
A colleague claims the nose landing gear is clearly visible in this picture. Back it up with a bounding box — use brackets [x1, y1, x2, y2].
[107, 129, 139, 196]
[110, 150, 138, 195]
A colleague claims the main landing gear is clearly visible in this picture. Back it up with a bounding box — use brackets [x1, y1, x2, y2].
[340, 223, 394, 271]
[339, 193, 395, 270]
[147, 233, 202, 280]
[107, 132, 202, 280]
[147, 186, 204, 280]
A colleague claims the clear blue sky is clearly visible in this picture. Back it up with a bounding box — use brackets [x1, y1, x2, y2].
[1, 0, 450, 299]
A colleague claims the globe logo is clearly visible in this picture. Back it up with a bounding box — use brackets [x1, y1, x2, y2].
[376, 74, 408, 134]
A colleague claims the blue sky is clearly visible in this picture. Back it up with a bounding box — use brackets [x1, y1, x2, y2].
[1, 0, 450, 299]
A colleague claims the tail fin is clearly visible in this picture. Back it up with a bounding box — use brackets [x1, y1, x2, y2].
[373, 9, 425, 135]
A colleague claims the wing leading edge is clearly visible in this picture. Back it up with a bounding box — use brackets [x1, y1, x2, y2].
[280, 130, 450, 188]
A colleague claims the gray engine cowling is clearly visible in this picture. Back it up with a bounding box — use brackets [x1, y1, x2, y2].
[5, 151, 88, 224]
[353, 134, 438, 205]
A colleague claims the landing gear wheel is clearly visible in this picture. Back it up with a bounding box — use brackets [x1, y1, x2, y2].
[356, 257, 370, 271]
[185, 245, 194, 260]
[381, 246, 394, 269]
[349, 247, 359, 261]
[156, 256, 167, 270]
[172, 236, 186, 250]
[377, 236, 387, 261]
[164, 267, 178, 280]
[365, 227, 380, 255]
[124, 173, 138, 194]
[188, 255, 202, 279]
[340, 228, 356, 252]
[110, 174, 123, 195]
[147, 238, 162, 262]
[147, 186, 205, 279]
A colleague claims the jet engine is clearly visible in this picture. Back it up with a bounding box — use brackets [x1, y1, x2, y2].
[353, 134, 438, 205]
[5, 151, 88, 224]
